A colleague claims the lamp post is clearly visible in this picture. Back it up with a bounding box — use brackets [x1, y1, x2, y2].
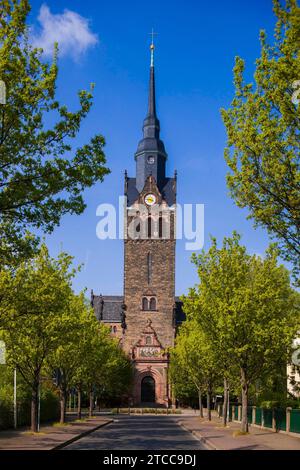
[14, 369, 17, 429]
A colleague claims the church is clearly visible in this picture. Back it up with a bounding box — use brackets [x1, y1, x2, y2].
[91, 42, 184, 407]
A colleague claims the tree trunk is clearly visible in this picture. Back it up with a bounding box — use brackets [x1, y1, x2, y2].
[207, 386, 212, 421]
[241, 368, 249, 433]
[198, 389, 203, 418]
[223, 377, 229, 427]
[89, 389, 94, 418]
[77, 387, 82, 420]
[31, 385, 38, 433]
[60, 388, 67, 424]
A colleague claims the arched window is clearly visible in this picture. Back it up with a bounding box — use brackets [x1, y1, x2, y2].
[159, 213, 163, 238]
[113, 326, 117, 334]
[142, 297, 149, 311]
[146, 336, 152, 345]
[149, 297, 156, 311]
[147, 216, 152, 239]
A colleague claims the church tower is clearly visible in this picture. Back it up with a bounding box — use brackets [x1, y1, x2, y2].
[123, 41, 177, 406]
[92, 40, 184, 407]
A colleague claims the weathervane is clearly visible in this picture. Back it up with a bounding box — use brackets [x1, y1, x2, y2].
[149, 28, 158, 67]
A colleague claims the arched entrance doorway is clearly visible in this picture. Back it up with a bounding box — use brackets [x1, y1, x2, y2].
[141, 376, 155, 403]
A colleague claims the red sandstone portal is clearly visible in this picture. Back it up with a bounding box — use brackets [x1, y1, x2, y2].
[130, 320, 170, 406]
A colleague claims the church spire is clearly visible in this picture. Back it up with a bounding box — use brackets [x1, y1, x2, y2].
[148, 30, 156, 116]
[148, 50, 156, 118]
[135, 34, 167, 193]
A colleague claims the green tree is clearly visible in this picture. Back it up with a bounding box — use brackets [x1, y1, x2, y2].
[96, 343, 132, 407]
[2, 245, 76, 432]
[46, 293, 96, 424]
[0, 0, 109, 264]
[170, 319, 219, 420]
[221, 0, 300, 280]
[184, 233, 300, 432]
[169, 350, 198, 409]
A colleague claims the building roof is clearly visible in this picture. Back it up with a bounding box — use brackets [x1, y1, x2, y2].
[91, 293, 185, 325]
[127, 177, 176, 207]
[92, 295, 124, 323]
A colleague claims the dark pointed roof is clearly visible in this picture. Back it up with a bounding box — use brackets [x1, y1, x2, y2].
[148, 66, 157, 118]
[135, 57, 167, 160]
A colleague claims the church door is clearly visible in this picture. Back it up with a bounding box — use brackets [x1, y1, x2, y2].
[141, 376, 155, 403]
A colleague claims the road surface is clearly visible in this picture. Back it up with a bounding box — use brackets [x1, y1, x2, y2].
[64, 415, 206, 450]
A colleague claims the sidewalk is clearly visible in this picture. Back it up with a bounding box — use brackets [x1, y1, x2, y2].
[0, 415, 113, 450]
[179, 414, 300, 450]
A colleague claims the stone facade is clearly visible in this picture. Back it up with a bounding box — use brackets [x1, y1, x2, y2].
[123, 175, 176, 406]
[92, 46, 184, 406]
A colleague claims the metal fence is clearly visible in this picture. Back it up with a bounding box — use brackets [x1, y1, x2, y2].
[290, 409, 300, 434]
[221, 404, 300, 435]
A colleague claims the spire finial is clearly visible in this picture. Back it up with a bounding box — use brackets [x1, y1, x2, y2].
[149, 28, 158, 67]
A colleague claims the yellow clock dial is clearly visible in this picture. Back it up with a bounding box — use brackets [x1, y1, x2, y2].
[144, 194, 156, 206]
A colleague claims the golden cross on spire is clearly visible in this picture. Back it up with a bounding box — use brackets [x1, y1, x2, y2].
[149, 28, 158, 47]
[149, 28, 158, 67]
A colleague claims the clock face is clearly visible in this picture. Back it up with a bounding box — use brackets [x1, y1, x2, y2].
[144, 194, 156, 206]
[148, 156, 155, 164]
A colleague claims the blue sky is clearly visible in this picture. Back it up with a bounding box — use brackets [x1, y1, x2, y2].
[28, 0, 277, 295]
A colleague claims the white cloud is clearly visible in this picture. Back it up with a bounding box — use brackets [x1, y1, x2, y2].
[32, 4, 98, 60]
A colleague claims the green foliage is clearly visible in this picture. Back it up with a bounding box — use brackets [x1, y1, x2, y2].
[48, 295, 132, 416]
[169, 357, 198, 404]
[0, 366, 59, 430]
[170, 319, 219, 397]
[221, 0, 300, 281]
[39, 386, 60, 423]
[183, 233, 300, 431]
[0, 243, 132, 427]
[0, 0, 110, 264]
[1, 244, 76, 430]
[46, 292, 97, 396]
[186, 234, 299, 386]
[98, 340, 133, 402]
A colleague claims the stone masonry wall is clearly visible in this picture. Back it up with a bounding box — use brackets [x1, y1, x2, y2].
[123, 237, 176, 355]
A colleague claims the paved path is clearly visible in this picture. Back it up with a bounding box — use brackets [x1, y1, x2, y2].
[0, 416, 112, 450]
[64, 416, 206, 450]
[180, 416, 300, 450]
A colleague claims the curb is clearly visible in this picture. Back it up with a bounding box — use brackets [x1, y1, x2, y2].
[191, 430, 219, 450]
[178, 421, 219, 451]
[52, 419, 113, 450]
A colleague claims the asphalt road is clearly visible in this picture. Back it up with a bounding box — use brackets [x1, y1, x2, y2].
[64, 415, 206, 450]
